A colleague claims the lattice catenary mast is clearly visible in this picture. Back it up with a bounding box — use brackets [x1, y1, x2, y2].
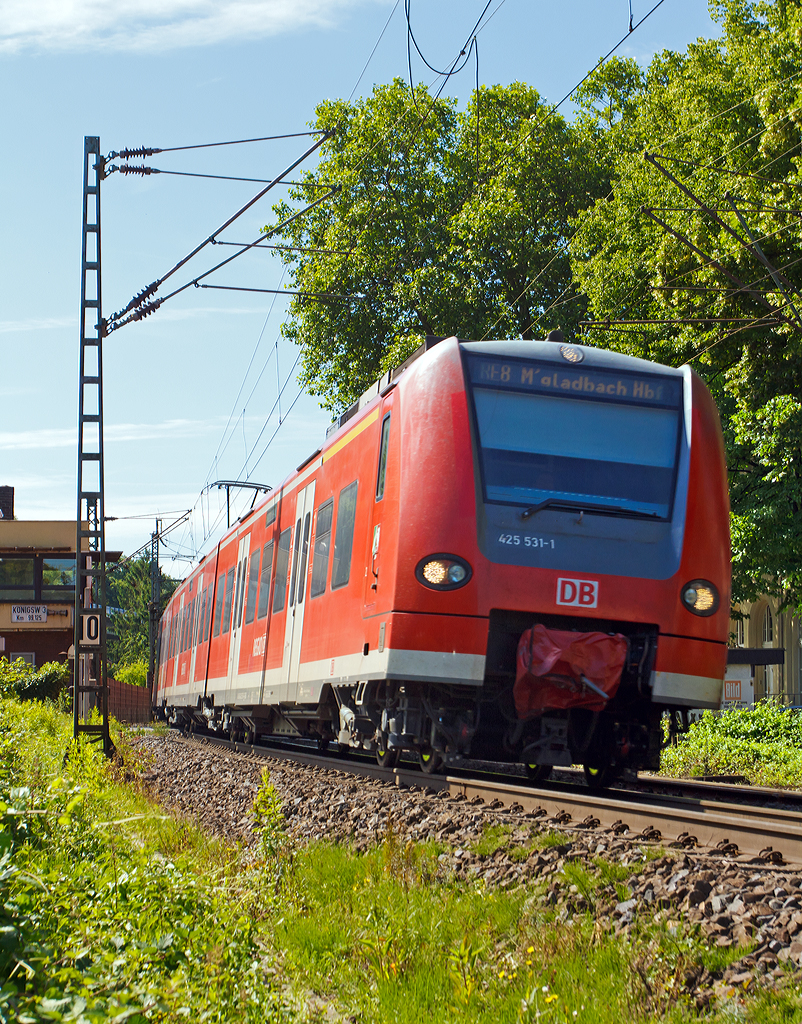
[73, 136, 113, 756]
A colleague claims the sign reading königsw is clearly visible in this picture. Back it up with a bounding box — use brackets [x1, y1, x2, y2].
[11, 605, 48, 623]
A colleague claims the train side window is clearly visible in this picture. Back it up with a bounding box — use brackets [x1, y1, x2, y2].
[196, 589, 206, 646]
[272, 528, 292, 613]
[222, 567, 235, 634]
[213, 573, 225, 636]
[233, 560, 244, 630]
[244, 548, 261, 625]
[237, 554, 250, 629]
[375, 414, 391, 500]
[203, 584, 212, 641]
[265, 504, 277, 528]
[190, 597, 197, 648]
[188, 598, 196, 649]
[289, 517, 303, 607]
[297, 512, 311, 605]
[310, 500, 333, 597]
[257, 541, 274, 619]
[181, 604, 188, 653]
[331, 480, 358, 589]
[197, 587, 205, 644]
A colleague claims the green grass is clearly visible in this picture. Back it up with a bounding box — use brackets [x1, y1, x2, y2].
[471, 822, 514, 857]
[3, 695, 802, 1022]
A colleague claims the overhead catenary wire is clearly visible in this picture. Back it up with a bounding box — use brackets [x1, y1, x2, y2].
[243, 386, 307, 479]
[438, 0, 778, 344]
[210, 240, 353, 256]
[109, 185, 340, 331]
[108, 132, 333, 327]
[115, 4, 416, 564]
[110, 166, 337, 188]
[595, 141, 802, 332]
[178, 342, 305, 558]
[346, 0, 403, 104]
[298, 0, 674, 351]
[203, 270, 287, 484]
[485, 94, 802, 343]
[108, 131, 325, 160]
[188, 1, 408, 540]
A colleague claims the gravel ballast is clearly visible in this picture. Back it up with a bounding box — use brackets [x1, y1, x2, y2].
[137, 731, 802, 1005]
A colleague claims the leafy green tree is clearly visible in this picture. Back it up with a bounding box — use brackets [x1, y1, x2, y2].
[107, 555, 178, 672]
[570, 1, 802, 610]
[269, 79, 613, 411]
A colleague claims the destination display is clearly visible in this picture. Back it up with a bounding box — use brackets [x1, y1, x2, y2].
[467, 355, 682, 407]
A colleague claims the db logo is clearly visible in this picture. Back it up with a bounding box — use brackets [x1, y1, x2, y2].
[556, 577, 598, 608]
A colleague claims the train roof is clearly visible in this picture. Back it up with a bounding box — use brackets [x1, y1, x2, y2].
[461, 338, 685, 378]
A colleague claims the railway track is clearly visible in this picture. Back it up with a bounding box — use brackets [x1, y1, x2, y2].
[179, 729, 802, 866]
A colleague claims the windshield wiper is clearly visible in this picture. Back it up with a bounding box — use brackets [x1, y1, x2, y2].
[520, 499, 661, 521]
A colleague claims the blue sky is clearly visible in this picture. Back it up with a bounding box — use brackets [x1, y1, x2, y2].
[0, 0, 718, 570]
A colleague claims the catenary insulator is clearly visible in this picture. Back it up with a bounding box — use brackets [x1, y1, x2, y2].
[114, 146, 162, 159]
[118, 164, 159, 176]
[131, 298, 164, 321]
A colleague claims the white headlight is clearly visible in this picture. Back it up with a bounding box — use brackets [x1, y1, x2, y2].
[416, 555, 472, 591]
[681, 579, 719, 616]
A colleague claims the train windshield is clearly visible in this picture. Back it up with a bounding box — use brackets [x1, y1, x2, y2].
[466, 354, 682, 519]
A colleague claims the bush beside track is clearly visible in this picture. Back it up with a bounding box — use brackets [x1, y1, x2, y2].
[659, 702, 802, 788]
[0, 698, 291, 1023]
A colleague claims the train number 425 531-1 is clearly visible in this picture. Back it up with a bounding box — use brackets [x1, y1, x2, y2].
[498, 534, 555, 548]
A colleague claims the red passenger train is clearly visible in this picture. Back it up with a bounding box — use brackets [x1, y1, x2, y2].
[155, 334, 731, 785]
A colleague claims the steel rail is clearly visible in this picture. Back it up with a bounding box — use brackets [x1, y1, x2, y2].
[178, 731, 802, 865]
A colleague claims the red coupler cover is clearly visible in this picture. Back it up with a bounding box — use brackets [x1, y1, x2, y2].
[514, 624, 628, 717]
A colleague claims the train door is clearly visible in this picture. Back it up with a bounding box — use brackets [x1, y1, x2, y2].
[226, 535, 251, 695]
[188, 579, 202, 688]
[171, 593, 185, 688]
[364, 401, 393, 614]
[281, 481, 316, 702]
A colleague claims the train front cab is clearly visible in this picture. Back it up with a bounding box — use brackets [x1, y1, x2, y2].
[384, 336, 730, 779]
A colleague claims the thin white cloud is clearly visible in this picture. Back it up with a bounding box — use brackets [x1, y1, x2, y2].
[0, 418, 236, 451]
[0, 0, 380, 53]
[0, 316, 73, 334]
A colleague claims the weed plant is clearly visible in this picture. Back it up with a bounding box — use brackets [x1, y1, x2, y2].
[0, 696, 291, 1023]
[660, 701, 802, 787]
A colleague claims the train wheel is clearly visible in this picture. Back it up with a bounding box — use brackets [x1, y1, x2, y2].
[417, 747, 443, 775]
[583, 763, 618, 790]
[316, 736, 330, 754]
[375, 734, 400, 769]
[524, 763, 553, 783]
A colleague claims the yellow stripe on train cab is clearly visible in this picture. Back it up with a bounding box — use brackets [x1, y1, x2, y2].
[321, 407, 380, 462]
